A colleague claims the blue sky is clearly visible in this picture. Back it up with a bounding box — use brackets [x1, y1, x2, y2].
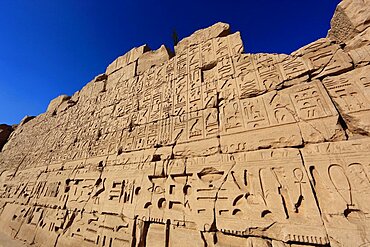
[0, 0, 340, 125]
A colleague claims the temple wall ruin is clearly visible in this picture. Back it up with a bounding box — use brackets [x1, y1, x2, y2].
[0, 0, 369, 246]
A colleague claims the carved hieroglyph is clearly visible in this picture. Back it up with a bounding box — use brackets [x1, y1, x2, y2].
[0, 0, 370, 246]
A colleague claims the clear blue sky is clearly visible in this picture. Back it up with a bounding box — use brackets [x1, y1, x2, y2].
[0, 0, 340, 125]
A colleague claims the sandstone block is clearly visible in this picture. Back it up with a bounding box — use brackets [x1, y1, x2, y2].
[301, 138, 370, 247]
[0, 1, 370, 246]
[106, 44, 150, 75]
[175, 22, 230, 54]
[220, 80, 345, 153]
[322, 66, 370, 135]
[136, 45, 172, 75]
[216, 149, 328, 245]
[47, 94, 70, 113]
[0, 124, 12, 151]
[328, 0, 370, 43]
[293, 38, 353, 78]
[348, 43, 370, 67]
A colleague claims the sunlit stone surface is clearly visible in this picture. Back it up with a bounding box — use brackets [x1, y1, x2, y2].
[0, 0, 369, 246]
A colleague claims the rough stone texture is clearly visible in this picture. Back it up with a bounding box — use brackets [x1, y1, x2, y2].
[106, 44, 151, 75]
[136, 45, 173, 75]
[0, 0, 369, 246]
[0, 124, 13, 151]
[328, 0, 370, 50]
[46, 94, 73, 115]
[175, 22, 230, 54]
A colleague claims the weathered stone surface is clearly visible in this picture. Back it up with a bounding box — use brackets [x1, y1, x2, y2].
[106, 44, 150, 75]
[175, 22, 230, 54]
[220, 80, 345, 153]
[0, 124, 13, 151]
[292, 38, 353, 78]
[46, 94, 75, 115]
[328, 0, 370, 43]
[18, 115, 35, 126]
[217, 148, 329, 245]
[349, 43, 370, 67]
[0, 0, 369, 246]
[322, 66, 370, 135]
[301, 139, 370, 247]
[327, 0, 370, 52]
[136, 45, 173, 75]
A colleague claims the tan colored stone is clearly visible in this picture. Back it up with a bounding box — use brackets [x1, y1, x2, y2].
[136, 45, 172, 75]
[175, 22, 230, 54]
[328, 0, 370, 43]
[216, 149, 328, 245]
[344, 27, 370, 51]
[46, 94, 70, 113]
[110, 59, 137, 81]
[0, 1, 370, 246]
[220, 80, 345, 153]
[106, 44, 150, 75]
[292, 38, 353, 78]
[301, 138, 370, 247]
[349, 43, 370, 67]
[322, 66, 370, 135]
[0, 231, 29, 247]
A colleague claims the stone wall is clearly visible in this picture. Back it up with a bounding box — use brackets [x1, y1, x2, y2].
[0, 0, 369, 246]
[0, 124, 13, 151]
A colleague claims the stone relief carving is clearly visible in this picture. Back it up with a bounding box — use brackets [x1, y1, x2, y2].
[0, 0, 369, 246]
